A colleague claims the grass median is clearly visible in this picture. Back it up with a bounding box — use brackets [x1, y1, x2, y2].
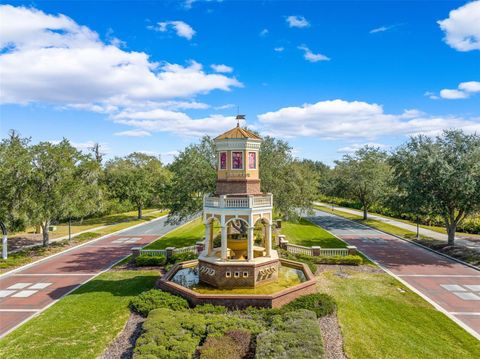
[0, 270, 159, 359]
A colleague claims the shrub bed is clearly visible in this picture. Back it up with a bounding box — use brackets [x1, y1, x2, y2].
[129, 289, 188, 316]
[167, 251, 198, 264]
[199, 330, 252, 359]
[135, 254, 166, 267]
[256, 309, 323, 359]
[314, 255, 363, 265]
[283, 293, 336, 318]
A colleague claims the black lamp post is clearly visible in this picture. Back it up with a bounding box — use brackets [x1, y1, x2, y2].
[1, 221, 7, 260]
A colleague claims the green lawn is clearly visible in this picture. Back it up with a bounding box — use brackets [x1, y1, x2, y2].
[281, 218, 346, 248]
[318, 269, 480, 358]
[0, 270, 159, 359]
[145, 218, 207, 249]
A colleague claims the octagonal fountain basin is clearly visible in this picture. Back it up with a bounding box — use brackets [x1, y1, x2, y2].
[158, 259, 317, 309]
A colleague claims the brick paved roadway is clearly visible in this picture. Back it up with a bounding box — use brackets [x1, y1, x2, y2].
[0, 215, 180, 337]
[309, 209, 480, 340]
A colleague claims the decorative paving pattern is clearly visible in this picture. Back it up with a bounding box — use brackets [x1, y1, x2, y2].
[441, 284, 480, 301]
[111, 237, 141, 244]
[0, 282, 52, 298]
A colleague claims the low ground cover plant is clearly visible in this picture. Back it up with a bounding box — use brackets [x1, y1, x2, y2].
[256, 309, 323, 359]
[129, 289, 188, 316]
[167, 251, 197, 264]
[131, 290, 333, 358]
[283, 293, 336, 318]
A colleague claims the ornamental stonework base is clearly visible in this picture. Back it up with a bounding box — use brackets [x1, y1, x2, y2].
[198, 256, 280, 288]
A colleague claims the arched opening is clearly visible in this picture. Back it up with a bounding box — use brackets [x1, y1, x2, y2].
[253, 218, 271, 258]
[226, 218, 249, 260]
[205, 217, 221, 256]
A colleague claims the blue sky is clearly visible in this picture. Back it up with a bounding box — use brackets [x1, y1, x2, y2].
[0, 0, 479, 165]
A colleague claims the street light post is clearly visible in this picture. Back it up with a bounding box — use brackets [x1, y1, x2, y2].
[1, 222, 7, 260]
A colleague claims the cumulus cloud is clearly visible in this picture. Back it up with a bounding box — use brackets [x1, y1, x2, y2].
[257, 99, 480, 139]
[113, 109, 237, 137]
[438, 81, 480, 99]
[438, 0, 480, 51]
[259, 28, 269, 37]
[154, 20, 196, 40]
[298, 45, 330, 62]
[286, 15, 310, 28]
[211, 64, 233, 73]
[0, 5, 241, 112]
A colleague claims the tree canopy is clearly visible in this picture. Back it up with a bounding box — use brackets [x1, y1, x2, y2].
[390, 130, 480, 244]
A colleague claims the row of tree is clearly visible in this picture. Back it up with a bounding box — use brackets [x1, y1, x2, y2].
[322, 130, 480, 245]
[0, 131, 169, 246]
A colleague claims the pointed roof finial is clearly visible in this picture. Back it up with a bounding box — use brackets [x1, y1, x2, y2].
[236, 114, 246, 127]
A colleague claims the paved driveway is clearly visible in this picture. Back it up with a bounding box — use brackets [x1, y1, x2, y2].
[308, 209, 480, 340]
[0, 215, 181, 338]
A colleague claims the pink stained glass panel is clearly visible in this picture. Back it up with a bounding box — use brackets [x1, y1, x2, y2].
[248, 152, 256, 169]
[220, 152, 227, 169]
[232, 152, 243, 169]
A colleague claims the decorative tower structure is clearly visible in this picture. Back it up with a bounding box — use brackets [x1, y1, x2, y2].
[199, 116, 279, 288]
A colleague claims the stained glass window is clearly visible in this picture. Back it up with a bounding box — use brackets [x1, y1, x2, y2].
[232, 151, 243, 169]
[248, 152, 256, 169]
[220, 152, 227, 169]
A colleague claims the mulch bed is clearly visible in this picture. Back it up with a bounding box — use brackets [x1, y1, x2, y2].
[319, 312, 347, 359]
[101, 313, 145, 359]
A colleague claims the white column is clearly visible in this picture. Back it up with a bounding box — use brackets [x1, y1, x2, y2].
[266, 222, 272, 256]
[247, 226, 254, 261]
[221, 216, 227, 260]
[204, 222, 211, 256]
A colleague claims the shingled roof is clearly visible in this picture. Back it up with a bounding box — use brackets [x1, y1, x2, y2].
[214, 124, 262, 141]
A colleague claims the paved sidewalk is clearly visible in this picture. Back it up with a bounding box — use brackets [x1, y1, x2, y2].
[0, 215, 180, 338]
[315, 202, 480, 252]
[308, 209, 480, 340]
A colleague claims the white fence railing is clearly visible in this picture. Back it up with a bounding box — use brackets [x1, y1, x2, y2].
[138, 243, 202, 258]
[318, 248, 348, 257]
[140, 249, 167, 256]
[204, 194, 272, 209]
[286, 244, 313, 256]
[174, 245, 197, 255]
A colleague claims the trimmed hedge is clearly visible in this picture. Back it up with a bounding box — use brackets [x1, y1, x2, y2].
[167, 251, 198, 264]
[283, 293, 336, 318]
[135, 254, 166, 267]
[314, 255, 363, 265]
[256, 310, 323, 359]
[193, 304, 228, 314]
[129, 289, 188, 316]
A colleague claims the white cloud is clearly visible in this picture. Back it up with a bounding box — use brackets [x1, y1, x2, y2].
[259, 28, 269, 37]
[257, 99, 480, 139]
[211, 64, 233, 73]
[438, 0, 480, 51]
[440, 89, 469, 100]
[298, 45, 330, 62]
[114, 129, 151, 137]
[0, 5, 241, 111]
[424, 91, 439, 100]
[438, 81, 480, 99]
[274, 47, 285, 52]
[370, 25, 393, 34]
[286, 15, 310, 28]
[337, 143, 389, 154]
[154, 20, 196, 40]
[113, 109, 237, 137]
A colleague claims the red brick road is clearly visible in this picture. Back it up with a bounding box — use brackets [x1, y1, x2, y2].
[0, 216, 178, 337]
[310, 210, 480, 340]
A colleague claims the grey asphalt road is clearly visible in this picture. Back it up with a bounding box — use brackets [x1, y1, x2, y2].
[305, 209, 380, 237]
[120, 214, 197, 236]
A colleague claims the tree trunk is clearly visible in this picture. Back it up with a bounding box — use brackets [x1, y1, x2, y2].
[446, 222, 456, 246]
[137, 205, 142, 219]
[42, 220, 50, 247]
[363, 206, 368, 220]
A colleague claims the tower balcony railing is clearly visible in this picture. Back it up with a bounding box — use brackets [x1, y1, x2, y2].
[204, 193, 273, 209]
